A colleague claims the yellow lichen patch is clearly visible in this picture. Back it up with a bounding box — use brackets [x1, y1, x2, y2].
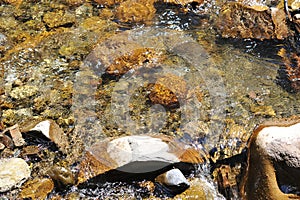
[106, 48, 163, 76]
[149, 74, 187, 107]
[116, 0, 156, 24]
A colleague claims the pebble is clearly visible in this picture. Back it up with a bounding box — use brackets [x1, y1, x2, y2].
[156, 168, 189, 187]
[155, 168, 190, 196]
[0, 158, 31, 192]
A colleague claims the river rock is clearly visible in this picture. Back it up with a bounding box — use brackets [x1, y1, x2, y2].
[28, 120, 69, 153]
[175, 177, 226, 199]
[215, 1, 289, 40]
[43, 10, 76, 29]
[78, 135, 206, 184]
[20, 178, 54, 200]
[116, 0, 156, 24]
[149, 74, 187, 108]
[0, 158, 31, 192]
[241, 118, 300, 199]
[155, 168, 190, 197]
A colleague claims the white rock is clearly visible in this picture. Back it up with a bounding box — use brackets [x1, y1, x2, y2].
[107, 135, 180, 167]
[159, 168, 189, 186]
[0, 158, 31, 192]
[256, 122, 300, 168]
[31, 120, 51, 139]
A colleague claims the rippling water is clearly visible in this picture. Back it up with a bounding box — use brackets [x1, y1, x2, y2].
[1, 1, 299, 199]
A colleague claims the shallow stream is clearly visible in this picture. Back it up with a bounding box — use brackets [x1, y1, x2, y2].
[0, 0, 299, 199]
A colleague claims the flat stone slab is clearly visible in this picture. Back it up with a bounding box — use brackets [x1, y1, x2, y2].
[78, 135, 206, 184]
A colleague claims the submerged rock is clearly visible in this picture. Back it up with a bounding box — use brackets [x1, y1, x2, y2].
[116, 0, 156, 24]
[43, 10, 76, 29]
[78, 135, 206, 184]
[241, 117, 300, 199]
[216, 2, 289, 40]
[163, 0, 203, 6]
[149, 74, 187, 108]
[175, 177, 226, 200]
[20, 178, 54, 200]
[278, 49, 300, 92]
[105, 47, 163, 76]
[0, 158, 31, 192]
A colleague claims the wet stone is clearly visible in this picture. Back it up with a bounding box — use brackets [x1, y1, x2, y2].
[43, 10, 76, 28]
[78, 135, 206, 184]
[216, 2, 289, 40]
[0, 142, 5, 150]
[105, 48, 163, 76]
[116, 0, 156, 24]
[7, 124, 25, 147]
[93, 0, 126, 7]
[20, 178, 54, 200]
[2, 108, 33, 125]
[47, 165, 76, 187]
[241, 118, 300, 199]
[175, 177, 226, 199]
[0, 158, 31, 192]
[0, 32, 7, 46]
[63, 0, 86, 6]
[155, 168, 190, 197]
[250, 105, 276, 117]
[149, 74, 187, 108]
[164, 0, 203, 6]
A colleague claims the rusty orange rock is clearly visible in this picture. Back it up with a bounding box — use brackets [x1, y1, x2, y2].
[106, 48, 163, 76]
[149, 74, 187, 108]
[216, 2, 289, 40]
[116, 0, 156, 24]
